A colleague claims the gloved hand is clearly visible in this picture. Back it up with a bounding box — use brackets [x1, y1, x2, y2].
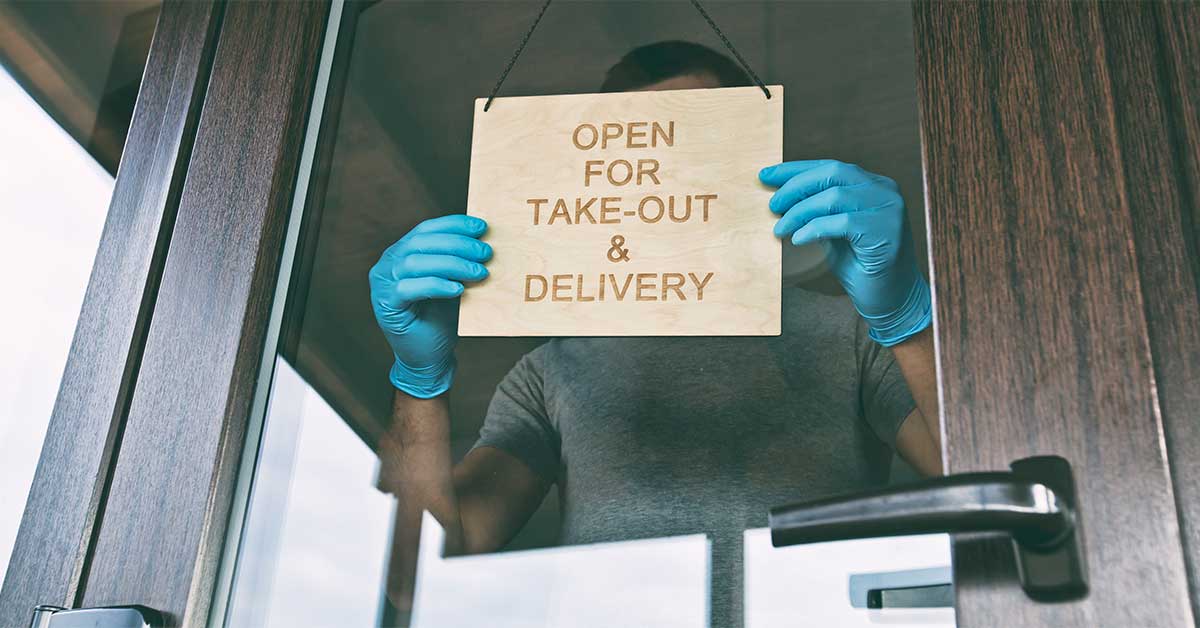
[760, 159, 931, 346]
[368, 215, 492, 398]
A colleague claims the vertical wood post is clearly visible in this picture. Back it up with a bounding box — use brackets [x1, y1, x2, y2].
[913, 1, 1198, 624]
[0, 2, 222, 625]
[76, 3, 329, 625]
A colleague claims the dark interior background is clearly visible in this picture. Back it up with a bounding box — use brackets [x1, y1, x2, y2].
[0, 0, 159, 174]
[288, 0, 925, 550]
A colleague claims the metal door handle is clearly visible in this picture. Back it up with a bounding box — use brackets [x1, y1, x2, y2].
[768, 455, 1087, 601]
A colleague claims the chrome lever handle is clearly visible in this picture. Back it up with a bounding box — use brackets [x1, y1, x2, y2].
[768, 455, 1088, 602]
[770, 472, 1071, 547]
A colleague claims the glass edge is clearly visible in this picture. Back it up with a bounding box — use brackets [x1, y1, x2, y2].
[205, 1, 347, 625]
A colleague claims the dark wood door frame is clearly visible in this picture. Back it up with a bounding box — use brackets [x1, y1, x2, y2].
[0, 1, 334, 626]
[1145, 1, 1200, 621]
[914, 1, 1199, 625]
[0, 2, 222, 625]
[74, 2, 331, 625]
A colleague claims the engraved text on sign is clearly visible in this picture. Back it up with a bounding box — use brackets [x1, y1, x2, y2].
[459, 86, 783, 336]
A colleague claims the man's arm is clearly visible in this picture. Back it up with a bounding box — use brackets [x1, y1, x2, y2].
[378, 392, 550, 613]
[890, 327, 942, 476]
[367, 214, 549, 612]
[759, 160, 940, 475]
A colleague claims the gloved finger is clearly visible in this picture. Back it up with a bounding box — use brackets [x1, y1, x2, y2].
[389, 277, 465, 306]
[765, 161, 875, 214]
[395, 233, 493, 262]
[397, 253, 489, 282]
[409, 214, 488, 237]
[773, 185, 862, 238]
[379, 216, 489, 259]
[872, 173, 900, 192]
[790, 212, 854, 247]
[758, 160, 835, 187]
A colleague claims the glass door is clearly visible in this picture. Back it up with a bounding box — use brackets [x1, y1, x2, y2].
[215, 2, 949, 627]
[10, 2, 1191, 627]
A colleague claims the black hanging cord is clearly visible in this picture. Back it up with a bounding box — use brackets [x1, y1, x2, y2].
[687, 0, 771, 99]
[483, 0, 554, 111]
[483, 0, 771, 111]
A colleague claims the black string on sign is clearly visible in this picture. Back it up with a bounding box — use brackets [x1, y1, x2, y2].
[687, 0, 771, 99]
[482, 0, 771, 112]
[483, 0, 554, 112]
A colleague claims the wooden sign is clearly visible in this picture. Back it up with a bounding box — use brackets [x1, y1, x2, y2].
[459, 86, 783, 336]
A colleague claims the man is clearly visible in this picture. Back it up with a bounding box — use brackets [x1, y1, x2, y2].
[369, 41, 940, 627]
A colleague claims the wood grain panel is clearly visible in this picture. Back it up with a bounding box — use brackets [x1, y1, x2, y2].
[1146, 1, 1200, 618]
[77, 2, 329, 626]
[0, 2, 221, 625]
[1155, 2, 1200, 268]
[913, 1, 1193, 625]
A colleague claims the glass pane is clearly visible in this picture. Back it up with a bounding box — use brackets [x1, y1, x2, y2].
[0, 0, 159, 587]
[224, 2, 952, 627]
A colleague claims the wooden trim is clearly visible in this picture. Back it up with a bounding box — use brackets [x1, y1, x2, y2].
[0, 2, 222, 624]
[75, 2, 330, 625]
[212, 2, 356, 622]
[914, 1, 1195, 625]
[278, 0, 363, 360]
[1146, 1, 1200, 618]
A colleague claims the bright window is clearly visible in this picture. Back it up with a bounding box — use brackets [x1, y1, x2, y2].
[0, 64, 113, 585]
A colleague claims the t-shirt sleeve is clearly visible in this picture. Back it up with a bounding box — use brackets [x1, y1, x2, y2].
[471, 349, 561, 484]
[855, 316, 917, 449]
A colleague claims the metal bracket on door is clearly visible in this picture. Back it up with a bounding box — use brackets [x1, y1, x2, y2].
[849, 566, 953, 608]
[29, 605, 163, 628]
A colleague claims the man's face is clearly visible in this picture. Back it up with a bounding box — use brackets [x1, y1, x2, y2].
[636, 72, 723, 92]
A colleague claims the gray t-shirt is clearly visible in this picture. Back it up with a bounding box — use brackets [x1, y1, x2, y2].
[472, 288, 915, 628]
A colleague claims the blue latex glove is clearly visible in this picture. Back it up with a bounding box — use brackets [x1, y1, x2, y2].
[368, 215, 492, 398]
[760, 159, 931, 346]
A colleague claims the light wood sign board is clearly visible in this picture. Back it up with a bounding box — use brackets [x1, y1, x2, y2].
[459, 86, 783, 336]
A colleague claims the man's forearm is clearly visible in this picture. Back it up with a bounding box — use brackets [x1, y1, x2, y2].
[379, 391, 464, 610]
[890, 326, 943, 471]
